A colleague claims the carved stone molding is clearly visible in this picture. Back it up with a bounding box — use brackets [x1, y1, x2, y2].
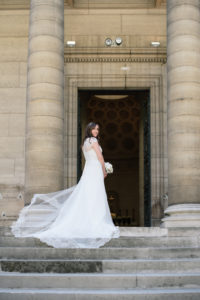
[65, 0, 166, 9]
[0, 0, 74, 10]
[0, 0, 166, 10]
[0, 0, 29, 10]
[161, 204, 200, 227]
[65, 57, 167, 63]
[64, 47, 167, 64]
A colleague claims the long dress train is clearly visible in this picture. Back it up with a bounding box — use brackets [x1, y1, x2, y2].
[11, 137, 120, 248]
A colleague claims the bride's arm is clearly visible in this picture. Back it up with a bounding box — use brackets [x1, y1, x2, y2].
[92, 142, 107, 178]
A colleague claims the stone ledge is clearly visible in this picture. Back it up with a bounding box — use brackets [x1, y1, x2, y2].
[168, 227, 200, 237]
[0, 226, 168, 237]
[119, 227, 168, 237]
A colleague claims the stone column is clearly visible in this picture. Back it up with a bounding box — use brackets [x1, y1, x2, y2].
[25, 0, 64, 204]
[162, 0, 200, 227]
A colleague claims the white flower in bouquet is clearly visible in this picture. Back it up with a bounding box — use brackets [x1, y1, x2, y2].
[105, 162, 113, 174]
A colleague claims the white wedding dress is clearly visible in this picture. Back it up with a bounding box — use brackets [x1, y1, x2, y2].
[11, 137, 120, 248]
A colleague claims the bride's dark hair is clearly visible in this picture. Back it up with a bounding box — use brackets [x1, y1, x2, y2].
[82, 122, 100, 146]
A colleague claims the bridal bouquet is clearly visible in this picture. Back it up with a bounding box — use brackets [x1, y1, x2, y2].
[105, 162, 113, 174]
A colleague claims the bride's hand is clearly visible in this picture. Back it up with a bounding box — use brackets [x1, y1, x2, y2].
[104, 171, 107, 178]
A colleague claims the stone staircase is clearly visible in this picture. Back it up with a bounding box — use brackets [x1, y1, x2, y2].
[0, 226, 200, 299]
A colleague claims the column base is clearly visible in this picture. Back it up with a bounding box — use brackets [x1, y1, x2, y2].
[161, 204, 200, 228]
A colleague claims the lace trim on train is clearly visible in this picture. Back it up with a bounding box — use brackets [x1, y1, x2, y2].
[33, 227, 120, 249]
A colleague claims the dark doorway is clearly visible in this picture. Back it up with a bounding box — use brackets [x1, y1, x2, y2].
[77, 89, 151, 227]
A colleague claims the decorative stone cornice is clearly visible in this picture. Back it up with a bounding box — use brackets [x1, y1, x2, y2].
[0, 0, 166, 10]
[65, 0, 166, 9]
[0, 0, 73, 10]
[64, 47, 167, 63]
[65, 57, 167, 63]
[0, 0, 29, 10]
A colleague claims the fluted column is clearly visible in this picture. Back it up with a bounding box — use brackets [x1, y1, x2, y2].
[162, 0, 200, 227]
[25, 0, 64, 204]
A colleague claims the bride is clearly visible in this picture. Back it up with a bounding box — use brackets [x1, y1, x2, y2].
[11, 122, 120, 248]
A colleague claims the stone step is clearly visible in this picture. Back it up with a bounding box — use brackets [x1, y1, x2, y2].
[0, 226, 168, 237]
[103, 258, 200, 274]
[1, 258, 200, 273]
[106, 236, 200, 248]
[0, 288, 200, 300]
[0, 272, 200, 289]
[1, 246, 200, 260]
[2, 226, 199, 238]
[1, 236, 199, 248]
[167, 227, 200, 237]
[0, 236, 48, 247]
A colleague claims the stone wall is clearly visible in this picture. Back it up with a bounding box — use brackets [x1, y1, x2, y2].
[0, 10, 29, 221]
[64, 7, 166, 48]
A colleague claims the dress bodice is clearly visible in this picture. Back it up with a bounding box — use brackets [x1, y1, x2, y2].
[82, 137, 102, 162]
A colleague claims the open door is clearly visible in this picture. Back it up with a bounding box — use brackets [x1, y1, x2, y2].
[77, 89, 151, 226]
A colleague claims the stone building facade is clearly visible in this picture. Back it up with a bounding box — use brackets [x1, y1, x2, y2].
[0, 0, 199, 228]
